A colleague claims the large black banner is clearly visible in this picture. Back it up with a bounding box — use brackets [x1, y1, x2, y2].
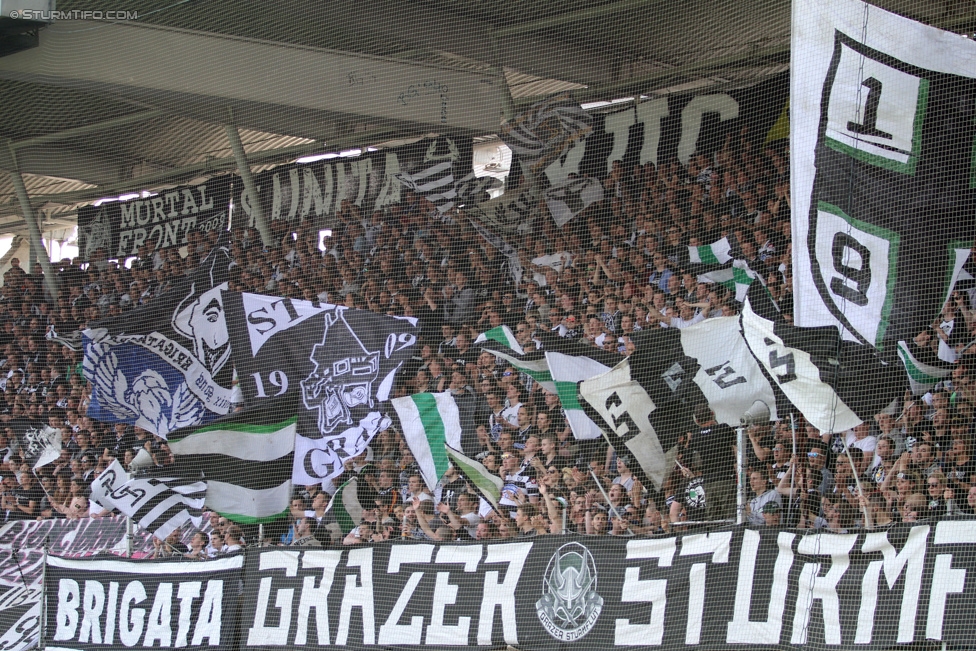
[530, 73, 789, 187]
[223, 292, 419, 485]
[0, 516, 163, 651]
[233, 136, 473, 227]
[77, 177, 232, 261]
[45, 554, 244, 651]
[239, 521, 976, 650]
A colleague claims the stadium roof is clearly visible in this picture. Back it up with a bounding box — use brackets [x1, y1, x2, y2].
[0, 0, 971, 236]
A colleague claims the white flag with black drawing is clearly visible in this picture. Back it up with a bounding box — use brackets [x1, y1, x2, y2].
[89, 459, 128, 510]
[677, 317, 779, 426]
[9, 419, 62, 469]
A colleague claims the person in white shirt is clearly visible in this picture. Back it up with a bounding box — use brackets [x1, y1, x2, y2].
[222, 525, 244, 554]
[746, 470, 781, 525]
[668, 302, 706, 329]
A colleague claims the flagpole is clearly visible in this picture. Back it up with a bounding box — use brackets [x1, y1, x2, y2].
[736, 426, 746, 526]
[126, 468, 134, 557]
[959, 337, 976, 355]
[31, 467, 55, 506]
[590, 470, 633, 535]
[789, 413, 797, 526]
[839, 434, 873, 530]
[40, 545, 47, 651]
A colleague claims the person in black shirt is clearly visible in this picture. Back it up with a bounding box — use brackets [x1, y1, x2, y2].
[13, 471, 44, 520]
[688, 405, 736, 521]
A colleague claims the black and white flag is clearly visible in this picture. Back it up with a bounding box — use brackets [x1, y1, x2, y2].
[544, 176, 604, 226]
[9, 419, 61, 469]
[98, 475, 206, 541]
[224, 292, 419, 485]
[394, 137, 464, 212]
[500, 93, 593, 176]
[630, 317, 781, 427]
[623, 323, 772, 437]
[167, 399, 298, 524]
[454, 172, 503, 207]
[466, 185, 537, 234]
[466, 217, 525, 288]
[83, 236, 236, 436]
[579, 359, 675, 490]
[90, 459, 128, 509]
[944, 245, 976, 306]
[740, 284, 901, 432]
[792, 0, 976, 350]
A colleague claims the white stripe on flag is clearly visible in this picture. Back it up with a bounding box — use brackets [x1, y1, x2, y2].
[205, 480, 292, 521]
[392, 392, 462, 492]
[167, 422, 296, 461]
[545, 351, 609, 440]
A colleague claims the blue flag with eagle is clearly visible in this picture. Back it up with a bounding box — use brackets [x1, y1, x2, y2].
[82, 235, 236, 437]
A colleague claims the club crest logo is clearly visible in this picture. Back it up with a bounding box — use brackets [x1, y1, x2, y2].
[301, 311, 381, 436]
[536, 542, 603, 641]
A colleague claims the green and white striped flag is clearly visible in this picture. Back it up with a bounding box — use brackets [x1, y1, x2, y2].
[688, 236, 735, 265]
[392, 392, 462, 492]
[445, 445, 503, 513]
[327, 476, 363, 535]
[475, 325, 524, 355]
[698, 259, 762, 302]
[167, 402, 297, 524]
[897, 340, 953, 395]
[480, 342, 556, 393]
[545, 351, 610, 440]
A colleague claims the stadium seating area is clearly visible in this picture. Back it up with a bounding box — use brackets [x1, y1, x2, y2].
[0, 132, 971, 555]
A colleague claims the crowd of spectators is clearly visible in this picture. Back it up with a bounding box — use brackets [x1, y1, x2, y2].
[0, 130, 973, 553]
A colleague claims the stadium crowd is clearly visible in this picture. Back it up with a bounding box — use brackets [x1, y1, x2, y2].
[0, 130, 974, 556]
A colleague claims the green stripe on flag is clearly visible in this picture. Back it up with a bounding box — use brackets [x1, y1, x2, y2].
[214, 508, 290, 524]
[556, 381, 583, 410]
[733, 266, 754, 285]
[178, 416, 298, 437]
[695, 245, 721, 265]
[897, 342, 948, 383]
[445, 446, 502, 510]
[330, 477, 362, 534]
[485, 328, 508, 346]
[522, 367, 554, 384]
[411, 393, 450, 479]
